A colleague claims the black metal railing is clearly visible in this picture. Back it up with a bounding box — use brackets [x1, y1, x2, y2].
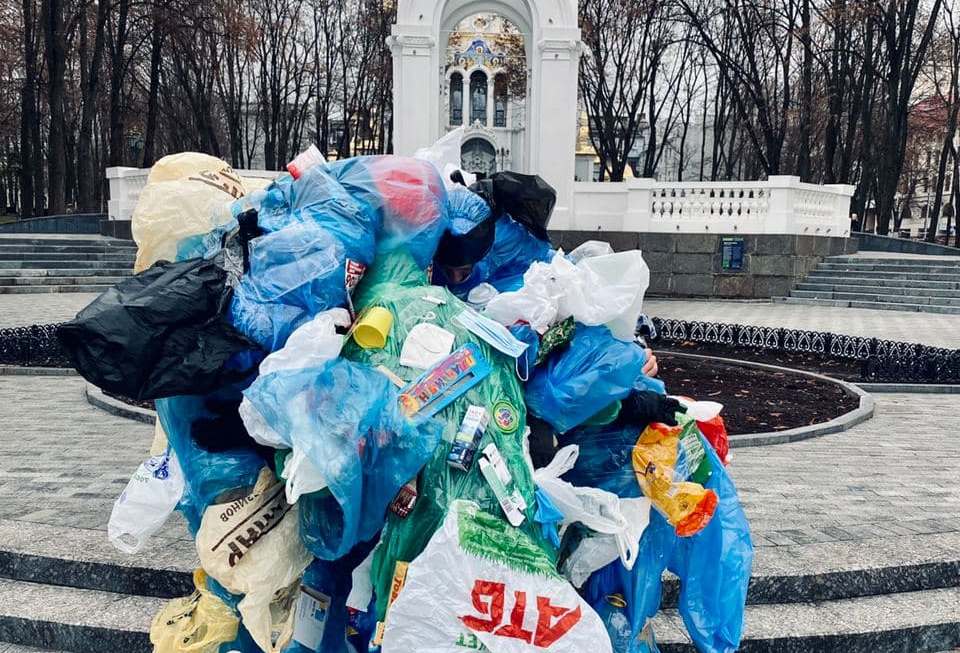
[0, 323, 72, 368]
[651, 317, 960, 384]
[2, 316, 959, 384]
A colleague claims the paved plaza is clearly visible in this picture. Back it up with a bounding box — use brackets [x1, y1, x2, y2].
[645, 298, 960, 348]
[0, 373, 955, 583]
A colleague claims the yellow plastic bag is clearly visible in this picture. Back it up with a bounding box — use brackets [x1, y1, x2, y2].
[132, 152, 247, 273]
[632, 422, 717, 537]
[150, 569, 239, 653]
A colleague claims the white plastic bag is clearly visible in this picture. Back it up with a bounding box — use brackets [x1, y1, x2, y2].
[566, 240, 614, 264]
[414, 127, 477, 190]
[382, 500, 612, 653]
[108, 449, 184, 554]
[484, 250, 650, 340]
[561, 498, 651, 588]
[196, 468, 313, 653]
[534, 446, 648, 570]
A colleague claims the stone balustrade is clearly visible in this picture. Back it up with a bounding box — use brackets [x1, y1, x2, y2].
[107, 166, 854, 240]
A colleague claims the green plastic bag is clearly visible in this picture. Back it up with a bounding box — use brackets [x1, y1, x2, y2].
[342, 253, 552, 620]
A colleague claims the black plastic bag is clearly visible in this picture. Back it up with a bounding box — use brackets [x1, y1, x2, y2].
[57, 255, 261, 400]
[470, 171, 556, 242]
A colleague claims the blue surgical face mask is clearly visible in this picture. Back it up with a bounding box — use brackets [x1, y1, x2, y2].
[454, 309, 529, 360]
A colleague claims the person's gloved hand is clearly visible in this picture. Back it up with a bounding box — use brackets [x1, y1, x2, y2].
[618, 390, 683, 428]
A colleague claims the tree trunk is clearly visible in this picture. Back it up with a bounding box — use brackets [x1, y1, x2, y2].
[142, 4, 163, 167]
[19, 0, 38, 217]
[78, 0, 109, 212]
[42, 0, 67, 214]
[108, 0, 130, 167]
[797, 0, 813, 181]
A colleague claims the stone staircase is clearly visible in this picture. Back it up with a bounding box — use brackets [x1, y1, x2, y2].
[776, 254, 960, 314]
[0, 518, 954, 652]
[0, 235, 135, 295]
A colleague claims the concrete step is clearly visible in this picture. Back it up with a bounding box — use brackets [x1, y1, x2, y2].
[827, 254, 960, 264]
[797, 283, 960, 298]
[818, 262, 960, 274]
[805, 272, 960, 290]
[0, 268, 132, 278]
[0, 261, 133, 270]
[0, 253, 135, 262]
[0, 276, 127, 287]
[0, 285, 115, 295]
[807, 269, 960, 283]
[0, 244, 136, 255]
[790, 289, 960, 307]
[773, 296, 960, 314]
[654, 586, 960, 653]
[0, 236, 134, 248]
[0, 578, 158, 652]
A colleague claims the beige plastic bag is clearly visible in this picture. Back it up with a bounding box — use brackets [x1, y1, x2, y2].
[132, 153, 246, 273]
[150, 569, 239, 653]
[196, 467, 313, 653]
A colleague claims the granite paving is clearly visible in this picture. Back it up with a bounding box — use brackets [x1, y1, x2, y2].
[645, 298, 960, 348]
[0, 374, 956, 579]
[0, 294, 99, 329]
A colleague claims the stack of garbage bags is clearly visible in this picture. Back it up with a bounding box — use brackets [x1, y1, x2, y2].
[58, 130, 752, 653]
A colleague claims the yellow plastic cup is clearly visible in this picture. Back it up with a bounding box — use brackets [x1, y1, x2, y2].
[353, 306, 393, 349]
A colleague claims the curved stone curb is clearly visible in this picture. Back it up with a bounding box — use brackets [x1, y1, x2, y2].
[83, 383, 155, 424]
[664, 351, 875, 448]
[857, 382, 960, 394]
[0, 366, 76, 376]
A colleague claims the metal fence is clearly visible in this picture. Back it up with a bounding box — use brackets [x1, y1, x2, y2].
[0, 324, 72, 368]
[650, 317, 960, 384]
[2, 316, 959, 384]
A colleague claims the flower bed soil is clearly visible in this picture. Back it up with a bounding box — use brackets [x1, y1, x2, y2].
[657, 353, 859, 435]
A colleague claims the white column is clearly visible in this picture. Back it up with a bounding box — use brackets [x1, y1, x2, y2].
[389, 29, 437, 156]
[486, 76, 494, 127]
[529, 33, 582, 229]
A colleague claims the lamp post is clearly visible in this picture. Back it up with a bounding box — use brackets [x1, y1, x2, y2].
[498, 146, 510, 172]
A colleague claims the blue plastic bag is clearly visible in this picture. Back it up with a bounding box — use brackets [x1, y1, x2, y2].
[227, 165, 378, 351]
[242, 359, 443, 559]
[434, 215, 553, 296]
[328, 156, 449, 268]
[559, 423, 642, 498]
[583, 512, 678, 653]
[155, 394, 266, 533]
[228, 282, 313, 352]
[447, 185, 491, 234]
[526, 324, 646, 433]
[283, 538, 377, 652]
[667, 440, 752, 653]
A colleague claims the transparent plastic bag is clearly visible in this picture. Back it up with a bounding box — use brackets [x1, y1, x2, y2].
[242, 358, 443, 560]
[328, 155, 449, 268]
[566, 240, 614, 264]
[525, 325, 647, 433]
[150, 569, 239, 653]
[246, 222, 344, 308]
[413, 126, 476, 190]
[108, 448, 184, 554]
